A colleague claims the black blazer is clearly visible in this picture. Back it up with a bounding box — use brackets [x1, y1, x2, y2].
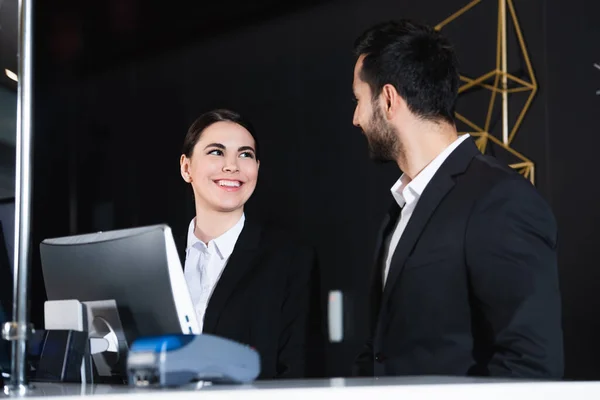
[355, 137, 563, 379]
[177, 219, 323, 380]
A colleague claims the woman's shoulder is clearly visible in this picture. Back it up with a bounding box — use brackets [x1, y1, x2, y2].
[258, 223, 318, 282]
[247, 218, 315, 256]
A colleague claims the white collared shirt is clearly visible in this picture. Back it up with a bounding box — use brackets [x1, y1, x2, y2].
[184, 214, 245, 332]
[382, 134, 471, 286]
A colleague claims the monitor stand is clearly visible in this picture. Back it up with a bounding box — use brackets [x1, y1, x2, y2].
[83, 300, 129, 382]
[40, 299, 128, 384]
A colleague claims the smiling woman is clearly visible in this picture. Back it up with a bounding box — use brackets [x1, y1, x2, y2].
[180, 110, 260, 231]
[177, 109, 322, 379]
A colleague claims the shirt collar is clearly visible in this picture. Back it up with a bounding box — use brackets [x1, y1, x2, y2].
[390, 134, 470, 207]
[186, 214, 245, 260]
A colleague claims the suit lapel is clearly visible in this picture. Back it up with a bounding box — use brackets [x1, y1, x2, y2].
[369, 204, 400, 327]
[175, 233, 187, 269]
[372, 204, 401, 269]
[380, 137, 480, 308]
[203, 220, 262, 333]
[381, 174, 455, 305]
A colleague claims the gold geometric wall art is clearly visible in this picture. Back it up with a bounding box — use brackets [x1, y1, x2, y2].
[435, 0, 537, 184]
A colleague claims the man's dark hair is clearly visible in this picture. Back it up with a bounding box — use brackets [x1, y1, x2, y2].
[182, 109, 260, 160]
[354, 19, 459, 124]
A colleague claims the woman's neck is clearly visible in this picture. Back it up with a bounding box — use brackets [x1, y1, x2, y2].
[193, 206, 243, 245]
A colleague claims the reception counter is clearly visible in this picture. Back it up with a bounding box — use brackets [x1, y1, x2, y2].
[3, 376, 600, 399]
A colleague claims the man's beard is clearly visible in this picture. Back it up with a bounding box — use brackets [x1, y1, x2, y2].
[363, 104, 401, 163]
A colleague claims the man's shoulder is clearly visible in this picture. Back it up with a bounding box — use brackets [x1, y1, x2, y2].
[458, 153, 537, 199]
[459, 154, 553, 221]
[467, 153, 522, 182]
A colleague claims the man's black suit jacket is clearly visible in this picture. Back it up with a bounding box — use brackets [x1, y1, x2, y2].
[177, 219, 324, 380]
[356, 137, 563, 379]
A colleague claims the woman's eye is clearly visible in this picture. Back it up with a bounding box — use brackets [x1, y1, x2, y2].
[208, 149, 223, 156]
[240, 152, 254, 159]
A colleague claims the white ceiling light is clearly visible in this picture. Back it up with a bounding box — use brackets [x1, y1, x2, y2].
[5, 69, 18, 82]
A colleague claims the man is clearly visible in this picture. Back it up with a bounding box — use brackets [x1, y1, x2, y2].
[351, 19, 563, 378]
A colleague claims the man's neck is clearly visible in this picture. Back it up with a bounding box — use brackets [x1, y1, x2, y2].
[193, 204, 243, 245]
[396, 120, 458, 180]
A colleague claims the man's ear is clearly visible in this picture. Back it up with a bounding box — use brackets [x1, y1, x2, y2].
[381, 83, 401, 119]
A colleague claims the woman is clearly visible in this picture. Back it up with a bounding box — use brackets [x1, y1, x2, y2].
[179, 109, 321, 379]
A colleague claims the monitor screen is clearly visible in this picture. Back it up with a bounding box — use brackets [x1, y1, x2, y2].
[39, 224, 199, 347]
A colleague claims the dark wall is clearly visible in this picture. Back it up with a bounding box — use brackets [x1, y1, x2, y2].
[545, 0, 600, 380]
[28, 0, 599, 379]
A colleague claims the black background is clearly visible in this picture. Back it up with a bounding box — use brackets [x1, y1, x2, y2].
[17, 0, 600, 379]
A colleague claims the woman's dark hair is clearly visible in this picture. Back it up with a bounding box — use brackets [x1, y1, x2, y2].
[181, 109, 260, 160]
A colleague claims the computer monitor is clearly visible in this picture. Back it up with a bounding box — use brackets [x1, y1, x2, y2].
[39, 224, 200, 348]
